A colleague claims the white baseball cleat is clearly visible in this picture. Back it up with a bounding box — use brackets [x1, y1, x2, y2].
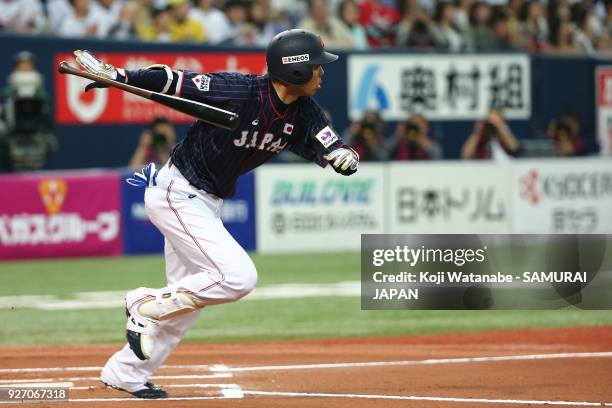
[125, 287, 157, 360]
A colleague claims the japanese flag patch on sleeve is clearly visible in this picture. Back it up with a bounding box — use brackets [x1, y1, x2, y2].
[315, 126, 338, 148]
[191, 74, 211, 91]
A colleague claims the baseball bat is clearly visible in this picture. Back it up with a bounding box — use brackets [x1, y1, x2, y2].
[58, 61, 239, 130]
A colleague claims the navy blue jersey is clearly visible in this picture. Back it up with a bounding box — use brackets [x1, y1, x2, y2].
[122, 67, 343, 198]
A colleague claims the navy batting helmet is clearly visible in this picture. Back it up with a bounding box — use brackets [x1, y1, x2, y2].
[266, 29, 338, 86]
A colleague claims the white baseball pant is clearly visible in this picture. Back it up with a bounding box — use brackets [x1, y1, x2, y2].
[101, 162, 257, 392]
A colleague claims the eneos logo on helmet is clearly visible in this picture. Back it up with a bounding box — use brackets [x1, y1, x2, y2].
[282, 54, 310, 64]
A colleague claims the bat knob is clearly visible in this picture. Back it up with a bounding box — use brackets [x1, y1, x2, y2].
[58, 61, 69, 74]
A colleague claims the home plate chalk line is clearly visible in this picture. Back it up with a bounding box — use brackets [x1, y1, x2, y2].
[1, 351, 611, 405]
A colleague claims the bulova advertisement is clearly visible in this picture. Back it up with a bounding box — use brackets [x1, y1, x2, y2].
[513, 159, 612, 233]
[348, 54, 531, 121]
[388, 162, 511, 234]
[255, 164, 385, 253]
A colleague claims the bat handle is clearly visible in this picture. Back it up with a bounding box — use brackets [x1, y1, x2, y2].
[58, 61, 70, 74]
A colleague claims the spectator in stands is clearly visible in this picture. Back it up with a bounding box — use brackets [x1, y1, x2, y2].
[571, 3, 597, 55]
[547, 19, 581, 54]
[56, 0, 104, 37]
[487, 7, 519, 50]
[386, 113, 442, 160]
[106, 0, 141, 39]
[168, 0, 206, 42]
[453, 0, 474, 34]
[92, 0, 124, 38]
[0, 0, 46, 33]
[359, 0, 400, 47]
[129, 116, 176, 168]
[466, 1, 494, 50]
[518, 0, 548, 51]
[217, 0, 250, 45]
[548, 113, 585, 157]
[342, 110, 386, 161]
[137, 6, 173, 41]
[461, 110, 519, 160]
[189, 0, 231, 43]
[241, 0, 288, 46]
[338, 0, 369, 49]
[432, 1, 463, 51]
[397, 7, 437, 47]
[0, 51, 56, 171]
[298, 0, 356, 48]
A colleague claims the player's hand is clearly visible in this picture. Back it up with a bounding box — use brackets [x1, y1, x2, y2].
[74, 50, 117, 92]
[324, 147, 359, 176]
[126, 163, 158, 188]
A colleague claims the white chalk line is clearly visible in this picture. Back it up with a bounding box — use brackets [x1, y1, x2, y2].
[211, 351, 612, 372]
[243, 390, 612, 406]
[0, 373, 231, 384]
[71, 383, 240, 391]
[2, 352, 611, 378]
[0, 364, 215, 374]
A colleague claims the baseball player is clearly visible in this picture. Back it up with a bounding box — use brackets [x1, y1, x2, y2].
[74, 29, 359, 399]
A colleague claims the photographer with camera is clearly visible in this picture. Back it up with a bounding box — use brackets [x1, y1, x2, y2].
[129, 116, 176, 168]
[0, 51, 56, 172]
[548, 113, 584, 157]
[342, 109, 385, 161]
[461, 109, 520, 160]
[386, 113, 441, 160]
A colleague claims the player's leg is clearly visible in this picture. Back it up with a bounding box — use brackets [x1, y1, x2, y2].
[100, 239, 201, 395]
[124, 163, 257, 360]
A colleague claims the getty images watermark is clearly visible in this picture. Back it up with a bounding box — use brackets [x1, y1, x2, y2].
[361, 234, 612, 310]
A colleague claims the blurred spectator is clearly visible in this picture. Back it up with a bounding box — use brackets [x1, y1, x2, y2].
[137, 6, 173, 41]
[359, 0, 400, 47]
[189, 0, 231, 43]
[338, 0, 369, 49]
[106, 0, 141, 39]
[168, 0, 206, 42]
[47, 0, 73, 32]
[570, 3, 597, 55]
[0, 0, 46, 33]
[432, 1, 463, 51]
[518, 1, 548, 51]
[453, 0, 474, 33]
[466, 1, 493, 50]
[548, 19, 581, 54]
[487, 7, 520, 50]
[547, 113, 584, 157]
[129, 116, 176, 168]
[240, 0, 288, 46]
[461, 110, 519, 160]
[386, 113, 442, 160]
[218, 0, 250, 44]
[342, 110, 385, 161]
[397, 7, 437, 47]
[56, 0, 105, 37]
[0, 52, 56, 172]
[298, 0, 356, 48]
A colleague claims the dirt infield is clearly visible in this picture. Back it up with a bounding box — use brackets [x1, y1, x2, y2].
[1, 326, 611, 407]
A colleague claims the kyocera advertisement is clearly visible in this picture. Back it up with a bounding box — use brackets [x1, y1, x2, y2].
[0, 171, 122, 260]
[55, 52, 266, 124]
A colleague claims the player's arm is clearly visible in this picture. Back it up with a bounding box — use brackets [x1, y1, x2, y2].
[290, 100, 359, 176]
[74, 50, 250, 107]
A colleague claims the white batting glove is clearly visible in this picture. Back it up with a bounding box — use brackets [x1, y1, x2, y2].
[324, 147, 359, 176]
[74, 50, 118, 80]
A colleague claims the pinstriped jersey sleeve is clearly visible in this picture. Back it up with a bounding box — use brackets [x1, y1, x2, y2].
[175, 71, 253, 109]
[289, 98, 344, 167]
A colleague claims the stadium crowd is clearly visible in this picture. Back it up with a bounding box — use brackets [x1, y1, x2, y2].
[0, 0, 610, 54]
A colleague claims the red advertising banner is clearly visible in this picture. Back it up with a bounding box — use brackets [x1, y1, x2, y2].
[55, 52, 266, 124]
[0, 171, 123, 260]
[596, 67, 612, 156]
